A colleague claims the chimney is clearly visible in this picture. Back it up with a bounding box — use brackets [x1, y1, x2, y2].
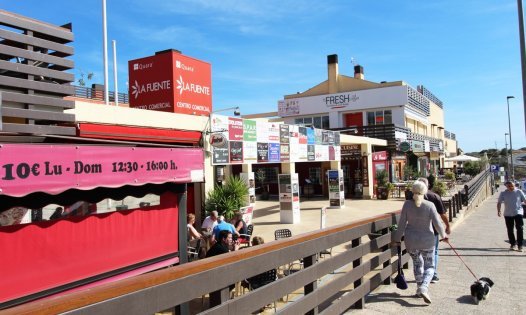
[327, 54, 338, 94]
[354, 65, 364, 80]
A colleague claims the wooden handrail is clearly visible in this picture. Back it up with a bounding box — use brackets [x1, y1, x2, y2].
[3, 211, 400, 315]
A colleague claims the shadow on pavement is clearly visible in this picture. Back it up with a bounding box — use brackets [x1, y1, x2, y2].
[364, 292, 430, 308]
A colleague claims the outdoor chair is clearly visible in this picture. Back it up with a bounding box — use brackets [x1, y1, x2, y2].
[238, 224, 254, 248]
[241, 268, 278, 312]
[274, 228, 304, 288]
[187, 238, 202, 262]
[274, 228, 292, 240]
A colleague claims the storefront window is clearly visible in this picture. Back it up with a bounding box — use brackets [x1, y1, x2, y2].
[313, 117, 322, 128]
[309, 167, 322, 184]
[259, 167, 279, 183]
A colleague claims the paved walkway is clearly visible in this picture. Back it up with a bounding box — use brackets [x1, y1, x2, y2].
[353, 188, 525, 315]
[250, 197, 405, 244]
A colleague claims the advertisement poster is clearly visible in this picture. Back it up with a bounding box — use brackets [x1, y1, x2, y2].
[280, 124, 290, 144]
[307, 128, 315, 144]
[362, 155, 369, 187]
[256, 120, 269, 142]
[322, 131, 330, 145]
[299, 127, 308, 144]
[279, 173, 300, 224]
[298, 144, 308, 161]
[307, 145, 316, 161]
[268, 123, 280, 143]
[315, 129, 323, 145]
[280, 144, 290, 162]
[315, 145, 329, 161]
[289, 139, 299, 163]
[213, 147, 229, 164]
[211, 114, 229, 137]
[240, 172, 256, 205]
[243, 141, 257, 162]
[229, 141, 243, 163]
[228, 117, 244, 141]
[210, 115, 341, 165]
[328, 170, 345, 208]
[268, 143, 280, 162]
[257, 143, 269, 162]
[243, 119, 257, 142]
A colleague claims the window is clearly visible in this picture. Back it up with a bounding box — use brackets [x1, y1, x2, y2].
[366, 110, 392, 125]
[313, 117, 322, 128]
[309, 167, 322, 184]
[322, 116, 330, 129]
[259, 167, 279, 183]
[384, 110, 392, 124]
[293, 115, 329, 128]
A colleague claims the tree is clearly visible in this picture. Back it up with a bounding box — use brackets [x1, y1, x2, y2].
[463, 161, 482, 176]
[77, 71, 94, 87]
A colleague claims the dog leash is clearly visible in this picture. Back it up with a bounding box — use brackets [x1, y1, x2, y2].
[445, 240, 479, 280]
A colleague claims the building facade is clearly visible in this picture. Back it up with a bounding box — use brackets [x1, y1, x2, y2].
[278, 54, 458, 183]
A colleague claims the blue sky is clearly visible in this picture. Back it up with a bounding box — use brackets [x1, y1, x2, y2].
[4, 0, 526, 152]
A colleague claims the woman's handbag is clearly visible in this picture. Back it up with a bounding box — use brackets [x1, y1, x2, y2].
[394, 246, 408, 290]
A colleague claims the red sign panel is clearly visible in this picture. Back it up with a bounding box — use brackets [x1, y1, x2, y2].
[128, 50, 212, 116]
[0, 144, 204, 197]
[228, 117, 243, 141]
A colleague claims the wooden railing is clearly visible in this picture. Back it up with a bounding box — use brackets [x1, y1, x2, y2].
[3, 211, 406, 315]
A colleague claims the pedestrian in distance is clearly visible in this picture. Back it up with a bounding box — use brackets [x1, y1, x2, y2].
[497, 181, 526, 252]
[394, 180, 448, 304]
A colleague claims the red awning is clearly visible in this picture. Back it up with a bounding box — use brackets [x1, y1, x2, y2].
[78, 123, 202, 144]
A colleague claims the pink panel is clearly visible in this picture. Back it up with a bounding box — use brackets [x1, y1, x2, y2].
[0, 144, 203, 197]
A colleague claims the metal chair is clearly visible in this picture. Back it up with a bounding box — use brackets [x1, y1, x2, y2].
[274, 228, 292, 240]
[187, 238, 202, 262]
[241, 269, 278, 312]
[238, 224, 254, 248]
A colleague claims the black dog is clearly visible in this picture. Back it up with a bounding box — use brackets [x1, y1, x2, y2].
[470, 277, 494, 304]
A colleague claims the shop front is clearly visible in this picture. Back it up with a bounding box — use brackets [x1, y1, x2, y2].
[0, 144, 203, 308]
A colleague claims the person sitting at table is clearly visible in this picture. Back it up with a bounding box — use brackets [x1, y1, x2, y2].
[211, 216, 239, 244]
[206, 230, 239, 307]
[201, 210, 218, 233]
[233, 211, 247, 235]
[187, 213, 202, 246]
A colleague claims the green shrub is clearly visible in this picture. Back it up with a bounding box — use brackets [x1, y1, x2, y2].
[205, 175, 249, 220]
[464, 161, 482, 176]
[433, 181, 447, 197]
[444, 171, 455, 181]
[375, 170, 389, 187]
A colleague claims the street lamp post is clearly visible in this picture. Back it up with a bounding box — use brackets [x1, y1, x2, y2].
[505, 133, 509, 179]
[506, 96, 515, 180]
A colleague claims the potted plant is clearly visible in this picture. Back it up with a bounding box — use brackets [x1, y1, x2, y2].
[205, 175, 249, 220]
[375, 170, 390, 200]
[404, 181, 413, 200]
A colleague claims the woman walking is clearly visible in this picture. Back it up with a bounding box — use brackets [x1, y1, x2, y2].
[393, 180, 448, 304]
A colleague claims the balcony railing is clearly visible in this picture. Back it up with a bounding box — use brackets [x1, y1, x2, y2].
[73, 85, 129, 104]
[333, 124, 444, 153]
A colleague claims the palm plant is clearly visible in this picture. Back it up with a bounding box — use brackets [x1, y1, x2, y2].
[205, 175, 249, 220]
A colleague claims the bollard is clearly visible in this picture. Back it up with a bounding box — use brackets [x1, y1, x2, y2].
[448, 200, 453, 222]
